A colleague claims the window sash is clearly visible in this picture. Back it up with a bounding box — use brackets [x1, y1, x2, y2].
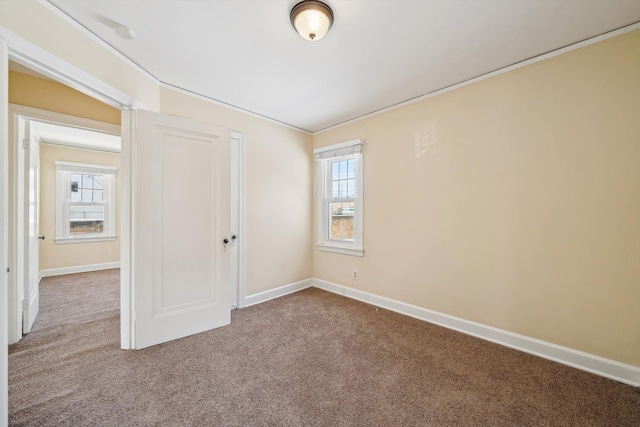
[327, 200, 356, 242]
[316, 143, 364, 256]
[56, 162, 116, 243]
[66, 201, 108, 236]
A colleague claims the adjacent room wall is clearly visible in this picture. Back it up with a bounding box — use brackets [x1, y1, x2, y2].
[38, 144, 120, 271]
[312, 30, 640, 367]
[160, 87, 313, 296]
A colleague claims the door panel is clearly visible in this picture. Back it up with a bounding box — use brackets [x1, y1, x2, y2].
[159, 135, 217, 309]
[23, 120, 39, 333]
[135, 110, 230, 349]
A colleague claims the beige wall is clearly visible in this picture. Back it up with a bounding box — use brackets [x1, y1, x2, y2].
[9, 71, 122, 270]
[38, 145, 120, 270]
[160, 88, 313, 295]
[312, 30, 640, 367]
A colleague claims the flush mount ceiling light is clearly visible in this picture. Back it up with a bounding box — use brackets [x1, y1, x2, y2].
[290, 0, 334, 41]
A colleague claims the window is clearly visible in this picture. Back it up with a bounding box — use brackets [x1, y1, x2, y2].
[56, 161, 116, 243]
[315, 139, 364, 256]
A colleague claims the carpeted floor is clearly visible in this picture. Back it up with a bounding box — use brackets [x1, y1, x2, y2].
[8, 269, 640, 426]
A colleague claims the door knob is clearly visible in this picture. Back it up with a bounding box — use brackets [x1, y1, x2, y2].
[38, 235, 45, 240]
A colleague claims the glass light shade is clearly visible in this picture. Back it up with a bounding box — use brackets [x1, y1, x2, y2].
[290, 1, 334, 41]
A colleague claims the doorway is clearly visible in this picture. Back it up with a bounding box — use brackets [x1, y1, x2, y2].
[8, 103, 122, 344]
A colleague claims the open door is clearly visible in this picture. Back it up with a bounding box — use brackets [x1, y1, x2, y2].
[23, 119, 40, 333]
[133, 110, 231, 349]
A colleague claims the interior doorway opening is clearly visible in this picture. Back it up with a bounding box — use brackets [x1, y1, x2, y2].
[8, 102, 122, 344]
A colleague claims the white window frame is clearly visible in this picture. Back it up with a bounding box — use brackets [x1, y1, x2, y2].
[315, 139, 364, 256]
[55, 161, 117, 244]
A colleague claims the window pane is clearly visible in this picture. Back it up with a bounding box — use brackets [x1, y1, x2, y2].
[93, 175, 104, 190]
[339, 180, 347, 198]
[93, 190, 104, 202]
[339, 160, 347, 179]
[347, 179, 355, 197]
[81, 189, 93, 202]
[82, 174, 94, 189]
[69, 205, 105, 235]
[347, 159, 355, 179]
[329, 158, 357, 200]
[329, 202, 354, 241]
[70, 173, 80, 200]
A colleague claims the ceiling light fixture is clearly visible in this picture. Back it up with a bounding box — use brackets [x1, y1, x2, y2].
[290, 1, 334, 41]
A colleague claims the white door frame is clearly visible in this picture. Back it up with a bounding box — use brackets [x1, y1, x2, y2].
[7, 105, 121, 344]
[1, 35, 11, 427]
[230, 131, 246, 309]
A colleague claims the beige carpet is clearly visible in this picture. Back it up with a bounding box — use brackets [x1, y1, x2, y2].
[9, 269, 640, 426]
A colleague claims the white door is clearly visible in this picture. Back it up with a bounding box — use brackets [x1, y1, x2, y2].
[23, 120, 40, 333]
[134, 110, 231, 349]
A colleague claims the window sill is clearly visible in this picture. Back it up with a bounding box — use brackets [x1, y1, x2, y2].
[55, 236, 116, 245]
[317, 244, 364, 257]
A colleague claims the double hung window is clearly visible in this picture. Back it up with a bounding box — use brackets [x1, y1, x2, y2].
[55, 161, 116, 243]
[315, 139, 364, 256]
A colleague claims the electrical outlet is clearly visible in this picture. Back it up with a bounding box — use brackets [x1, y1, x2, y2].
[352, 270, 358, 280]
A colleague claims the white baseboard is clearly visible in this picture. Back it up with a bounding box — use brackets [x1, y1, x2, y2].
[243, 278, 313, 307]
[312, 278, 640, 387]
[40, 262, 120, 279]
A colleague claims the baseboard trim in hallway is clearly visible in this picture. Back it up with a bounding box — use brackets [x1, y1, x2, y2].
[39, 262, 120, 280]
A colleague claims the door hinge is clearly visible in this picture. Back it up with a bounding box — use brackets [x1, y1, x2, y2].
[23, 138, 29, 150]
[22, 300, 28, 310]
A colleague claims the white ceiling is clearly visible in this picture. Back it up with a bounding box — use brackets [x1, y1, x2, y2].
[47, 0, 640, 133]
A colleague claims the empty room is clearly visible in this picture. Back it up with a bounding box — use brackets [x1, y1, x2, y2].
[0, 0, 639, 425]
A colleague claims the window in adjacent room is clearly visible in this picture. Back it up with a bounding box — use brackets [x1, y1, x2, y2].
[55, 161, 116, 243]
[315, 139, 364, 256]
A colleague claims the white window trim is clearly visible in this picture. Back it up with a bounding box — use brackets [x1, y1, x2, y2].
[55, 161, 117, 244]
[315, 139, 364, 257]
